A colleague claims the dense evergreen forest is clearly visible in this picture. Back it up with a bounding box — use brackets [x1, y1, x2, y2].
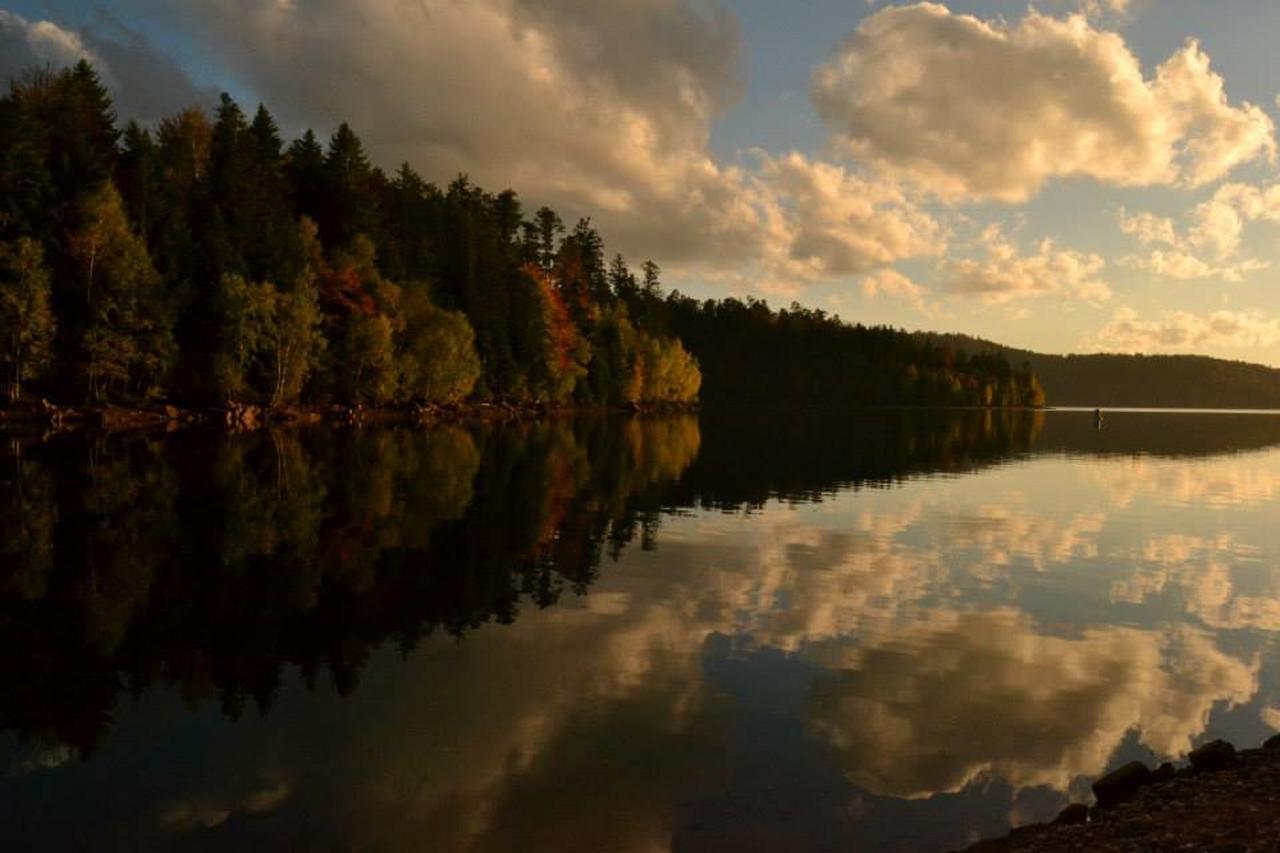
[0, 61, 1039, 412]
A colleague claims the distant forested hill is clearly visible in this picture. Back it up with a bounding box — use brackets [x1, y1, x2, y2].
[917, 332, 1280, 409]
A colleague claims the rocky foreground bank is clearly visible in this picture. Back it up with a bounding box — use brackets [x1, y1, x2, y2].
[960, 736, 1280, 852]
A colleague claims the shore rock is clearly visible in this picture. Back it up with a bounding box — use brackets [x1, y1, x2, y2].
[960, 736, 1280, 852]
[1052, 804, 1088, 826]
[1091, 761, 1151, 808]
[1190, 739, 1237, 773]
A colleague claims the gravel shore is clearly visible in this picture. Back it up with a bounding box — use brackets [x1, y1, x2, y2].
[959, 737, 1280, 852]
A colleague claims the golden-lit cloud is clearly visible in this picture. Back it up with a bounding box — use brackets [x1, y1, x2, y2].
[813, 4, 1274, 202]
[1089, 306, 1280, 351]
[1117, 184, 1280, 282]
[862, 268, 929, 311]
[759, 152, 945, 278]
[942, 226, 1111, 305]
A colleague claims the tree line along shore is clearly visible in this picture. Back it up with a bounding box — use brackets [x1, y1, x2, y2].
[0, 61, 1043, 422]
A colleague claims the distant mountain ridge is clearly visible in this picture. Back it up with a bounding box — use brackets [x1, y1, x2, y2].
[915, 332, 1280, 409]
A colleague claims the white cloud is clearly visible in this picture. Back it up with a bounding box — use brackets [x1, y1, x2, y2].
[1090, 306, 1280, 351]
[759, 152, 944, 278]
[942, 226, 1111, 304]
[0, 11, 217, 122]
[812, 4, 1274, 202]
[0, 11, 100, 68]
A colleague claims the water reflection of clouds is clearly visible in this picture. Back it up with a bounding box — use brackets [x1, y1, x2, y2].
[658, 449, 1280, 802]
[1087, 452, 1280, 509]
[806, 613, 1256, 799]
[942, 506, 1105, 572]
[1112, 533, 1280, 631]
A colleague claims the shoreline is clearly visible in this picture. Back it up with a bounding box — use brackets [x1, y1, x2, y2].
[0, 399, 1055, 435]
[959, 735, 1280, 852]
[0, 398, 704, 435]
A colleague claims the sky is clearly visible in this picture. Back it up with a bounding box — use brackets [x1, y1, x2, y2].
[6, 1, 1280, 362]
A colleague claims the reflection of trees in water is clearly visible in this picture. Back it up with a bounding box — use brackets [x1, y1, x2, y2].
[0, 417, 703, 754]
[0, 410, 1039, 753]
[671, 408, 1043, 509]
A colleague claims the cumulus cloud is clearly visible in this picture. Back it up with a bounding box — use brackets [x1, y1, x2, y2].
[1119, 249, 1268, 282]
[1078, 0, 1134, 15]
[812, 3, 1274, 202]
[942, 226, 1111, 305]
[1117, 190, 1277, 282]
[1119, 208, 1181, 247]
[862, 268, 928, 310]
[0, 10, 101, 71]
[0, 10, 216, 122]
[109, 0, 775, 269]
[94, 0, 958, 293]
[1188, 181, 1280, 260]
[760, 152, 944, 278]
[1090, 306, 1280, 351]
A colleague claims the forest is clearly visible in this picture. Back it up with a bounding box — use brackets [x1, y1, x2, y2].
[921, 331, 1280, 410]
[0, 61, 1040, 412]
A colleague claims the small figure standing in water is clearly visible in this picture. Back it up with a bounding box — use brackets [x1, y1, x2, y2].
[1094, 408, 1104, 430]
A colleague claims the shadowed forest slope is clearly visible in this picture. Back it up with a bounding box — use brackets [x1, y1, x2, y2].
[918, 332, 1280, 409]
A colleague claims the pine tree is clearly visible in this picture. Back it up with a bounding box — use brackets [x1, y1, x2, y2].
[286, 129, 326, 230]
[0, 92, 54, 241]
[322, 123, 379, 248]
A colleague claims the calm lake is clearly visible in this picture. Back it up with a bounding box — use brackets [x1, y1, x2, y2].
[3, 409, 1280, 851]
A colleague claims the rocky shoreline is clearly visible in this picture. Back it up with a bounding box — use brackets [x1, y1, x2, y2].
[0, 397, 698, 434]
[960, 735, 1280, 852]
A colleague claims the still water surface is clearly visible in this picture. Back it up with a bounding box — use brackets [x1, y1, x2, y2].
[3, 409, 1280, 851]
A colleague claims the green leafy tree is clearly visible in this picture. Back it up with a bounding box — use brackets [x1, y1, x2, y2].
[396, 281, 481, 404]
[0, 238, 55, 401]
[69, 182, 174, 399]
[210, 272, 260, 399]
[262, 284, 325, 406]
[341, 313, 396, 404]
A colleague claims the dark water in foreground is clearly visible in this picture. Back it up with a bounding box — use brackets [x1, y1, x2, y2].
[3, 409, 1280, 852]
